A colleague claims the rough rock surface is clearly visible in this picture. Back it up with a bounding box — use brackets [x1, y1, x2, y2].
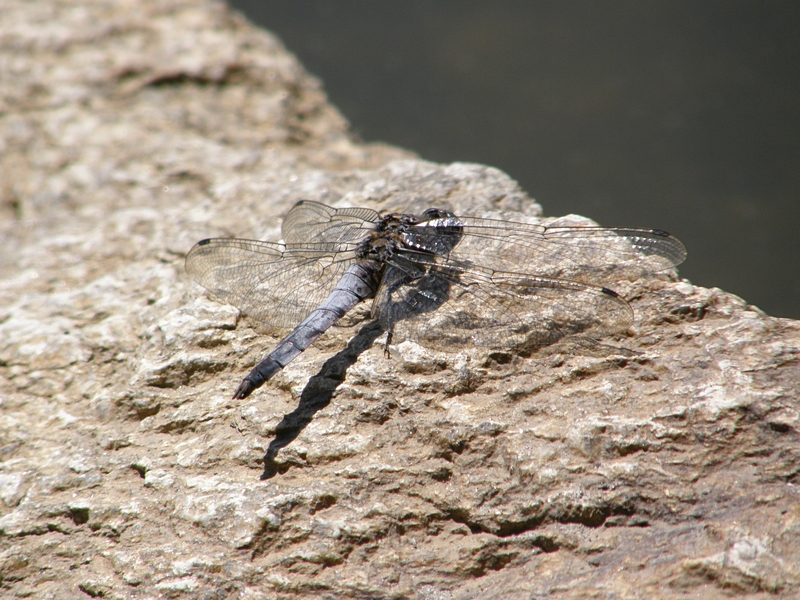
[1, 1, 799, 599]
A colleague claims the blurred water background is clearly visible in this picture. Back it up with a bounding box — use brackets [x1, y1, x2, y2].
[228, 1, 800, 319]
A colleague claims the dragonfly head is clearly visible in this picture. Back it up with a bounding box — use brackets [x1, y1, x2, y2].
[420, 208, 455, 221]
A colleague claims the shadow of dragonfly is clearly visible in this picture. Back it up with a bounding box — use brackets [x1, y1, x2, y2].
[186, 200, 686, 399]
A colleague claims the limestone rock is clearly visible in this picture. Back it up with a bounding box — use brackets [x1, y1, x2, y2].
[1, 1, 798, 598]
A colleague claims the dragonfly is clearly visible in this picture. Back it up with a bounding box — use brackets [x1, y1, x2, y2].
[185, 200, 686, 399]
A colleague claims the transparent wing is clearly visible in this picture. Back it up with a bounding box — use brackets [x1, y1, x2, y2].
[282, 200, 380, 245]
[185, 238, 361, 332]
[404, 215, 687, 286]
[375, 253, 633, 351]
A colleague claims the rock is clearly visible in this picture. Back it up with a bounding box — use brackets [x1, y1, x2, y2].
[1, 0, 799, 598]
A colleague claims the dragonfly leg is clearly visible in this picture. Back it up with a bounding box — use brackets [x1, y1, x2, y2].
[383, 330, 393, 359]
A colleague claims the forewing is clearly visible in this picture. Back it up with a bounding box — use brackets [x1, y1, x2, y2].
[185, 238, 359, 332]
[404, 215, 686, 286]
[376, 254, 633, 351]
[282, 200, 379, 245]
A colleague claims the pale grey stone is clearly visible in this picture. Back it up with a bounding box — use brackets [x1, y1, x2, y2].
[1, 0, 798, 598]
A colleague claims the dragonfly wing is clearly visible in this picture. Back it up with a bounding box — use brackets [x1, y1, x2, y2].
[282, 200, 380, 245]
[404, 214, 686, 286]
[376, 255, 633, 351]
[185, 238, 361, 332]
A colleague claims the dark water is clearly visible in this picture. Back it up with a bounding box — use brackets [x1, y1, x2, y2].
[228, 0, 800, 319]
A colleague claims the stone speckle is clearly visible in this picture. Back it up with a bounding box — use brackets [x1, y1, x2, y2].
[1, 0, 799, 598]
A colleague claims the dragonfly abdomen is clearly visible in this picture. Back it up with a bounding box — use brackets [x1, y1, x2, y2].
[232, 261, 382, 399]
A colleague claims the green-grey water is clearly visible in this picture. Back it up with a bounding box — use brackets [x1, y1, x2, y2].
[229, 0, 800, 319]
